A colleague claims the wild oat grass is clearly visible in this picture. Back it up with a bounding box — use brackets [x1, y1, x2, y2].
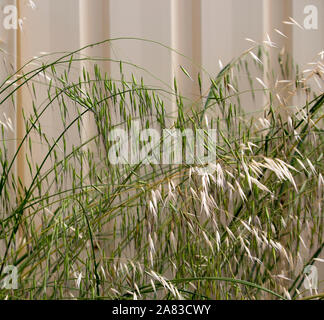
[0, 37, 323, 300]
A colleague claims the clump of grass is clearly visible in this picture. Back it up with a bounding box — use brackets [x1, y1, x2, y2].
[0, 37, 323, 300]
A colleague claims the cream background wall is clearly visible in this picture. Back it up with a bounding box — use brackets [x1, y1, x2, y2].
[0, 0, 323, 291]
[2, 0, 321, 130]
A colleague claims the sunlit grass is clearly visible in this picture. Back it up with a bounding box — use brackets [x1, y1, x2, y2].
[0, 38, 323, 300]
